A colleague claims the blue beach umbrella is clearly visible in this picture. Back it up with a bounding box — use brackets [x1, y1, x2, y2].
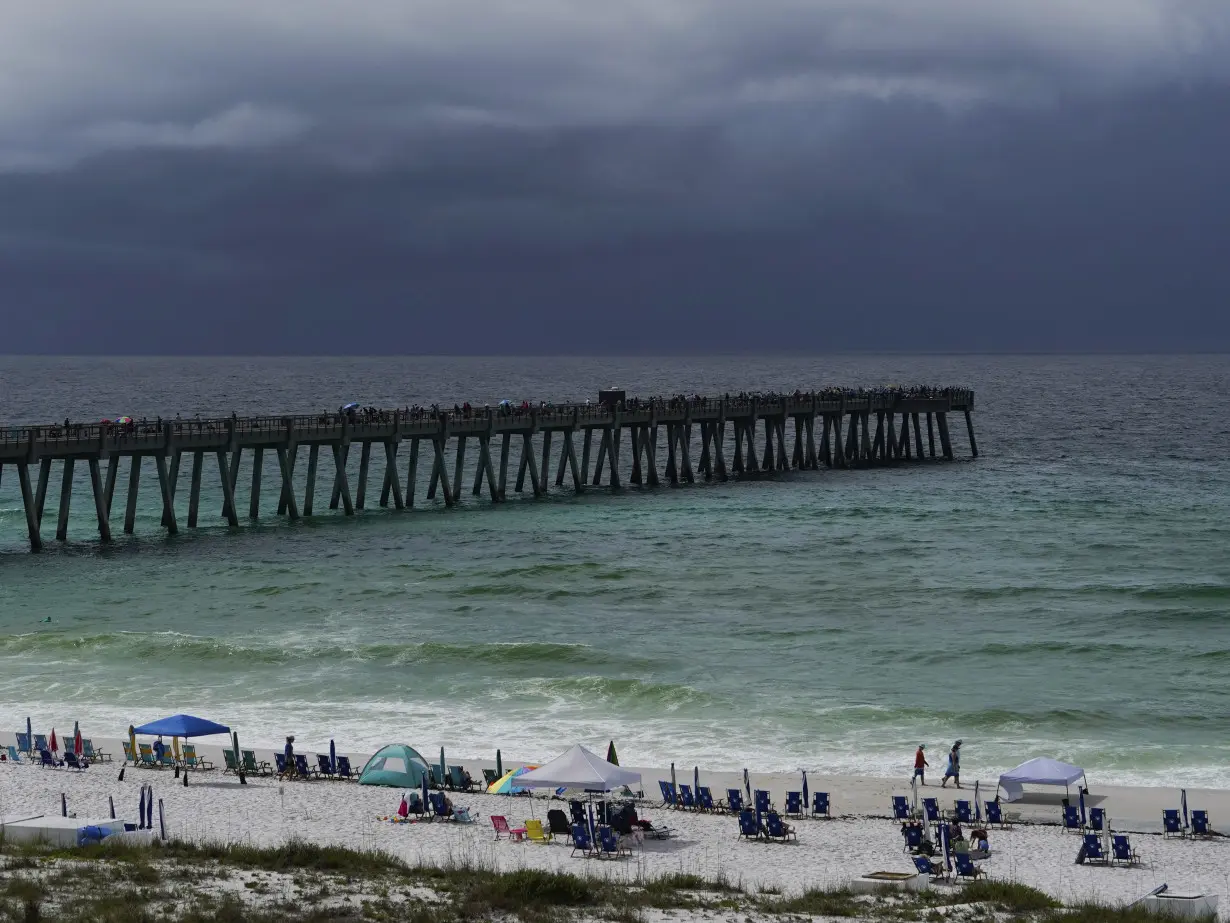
[1182, 789, 1189, 830]
[694, 766, 699, 801]
[1079, 788, 1087, 826]
[146, 787, 154, 828]
[743, 768, 751, 801]
[26, 717, 31, 753]
[138, 787, 146, 829]
[330, 739, 336, 775]
[802, 770, 809, 813]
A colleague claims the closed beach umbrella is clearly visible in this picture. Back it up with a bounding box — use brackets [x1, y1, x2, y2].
[50, 728, 58, 753]
[172, 736, 181, 762]
[439, 748, 446, 785]
[743, 768, 751, 800]
[607, 740, 619, 766]
[232, 731, 240, 764]
[587, 801, 597, 845]
[421, 775, 429, 814]
[1102, 815, 1111, 857]
[670, 762, 676, 791]
[911, 774, 919, 816]
[26, 717, 32, 753]
[802, 770, 809, 812]
[138, 787, 146, 829]
[974, 780, 981, 822]
[941, 821, 951, 872]
[129, 725, 138, 763]
[330, 739, 337, 774]
[1078, 788, 1086, 826]
[496, 749, 503, 779]
[693, 766, 699, 800]
[74, 722, 82, 757]
[1181, 789, 1189, 830]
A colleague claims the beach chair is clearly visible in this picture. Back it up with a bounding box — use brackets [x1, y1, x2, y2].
[1079, 833, 1107, 865]
[274, 753, 289, 777]
[82, 740, 110, 763]
[659, 779, 679, 808]
[158, 749, 177, 769]
[242, 750, 272, 776]
[954, 853, 984, 881]
[569, 800, 587, 827]
[483, 768, 499, 788]
[922, 798, 940, 823]
[596, 826, 630, 859]
[525, 819, 552, 843]
[34, 734, 49, 753]
[16, 732, 31, 755]
[678, 784, 697, 810]
[335, 755, 355, 781]
[984, 802, 1007, 828]
[182, 744, 213, 771]
[491, 815, 512, 839]
[547, 809, 572, 841]
[697, 786, 718, 812]
[1088, 807, 1105, 832]
[1111, 835, 1139, 867]
[1191, 810, 1213, 838]
[1162, 809, 1184, 838]
[727, 789, 745, 814]
[784, 791, 803, 818]
[6, 745, 23, 763]
[901, 824, 924, 852]
[123, 741, 138, 765]
[1061, 805, 1082, 832]
[570, 824, 594, 857]
[912, 855, 946, 883]
[738, 808, 760, 841]
[448, 765, 475, 791]
[316, 754, 336, 779]
[39, 749, 63, 769]
[222, 749, 239, 773]
[137, 744, 160, 768]
[954, 800, 973, 823]
[294, 754, 314, 778]
[812, 792, 831, 818]
[64, 751, 88, 770]
[754, 789, 772, 814]
[892, 795, 910, 820]
[428, 765, 444, 789]
[764, 812, 796, 842]
[430, 793, 454, 821]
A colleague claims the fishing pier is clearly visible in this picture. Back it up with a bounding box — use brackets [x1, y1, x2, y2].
[0, 388, 976, 552]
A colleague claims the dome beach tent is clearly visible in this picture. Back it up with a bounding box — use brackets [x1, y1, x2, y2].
[358, 744, 431, 788]
[996, 757, 1087, 803]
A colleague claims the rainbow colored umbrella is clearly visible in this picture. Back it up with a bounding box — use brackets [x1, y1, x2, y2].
[487, 765, 538, 795]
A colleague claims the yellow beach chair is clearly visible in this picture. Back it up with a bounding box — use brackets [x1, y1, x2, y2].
[524, 819, 552, 843]
[137, 743, 160, 768]
[122, 741, 138, 764]
[182, 743, 214, 770]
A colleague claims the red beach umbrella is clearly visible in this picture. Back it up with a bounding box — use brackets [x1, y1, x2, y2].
[50, 728, 58, 753]
[74, 725, 83, 757]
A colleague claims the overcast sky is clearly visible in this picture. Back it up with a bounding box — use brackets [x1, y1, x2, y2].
[3, 0, 1229, 353]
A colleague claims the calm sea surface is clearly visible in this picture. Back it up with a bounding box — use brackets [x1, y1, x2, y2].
[1, 355, 1228, 787]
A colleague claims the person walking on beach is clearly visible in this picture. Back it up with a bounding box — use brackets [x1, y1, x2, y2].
[941, 740, 962, 788]
[284, 736, 296, 779]
[914, 744, 929, 785]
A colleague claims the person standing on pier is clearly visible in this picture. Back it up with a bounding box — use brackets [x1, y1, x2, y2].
[941, 740, 962, 789]
[913, 744, 929, 785]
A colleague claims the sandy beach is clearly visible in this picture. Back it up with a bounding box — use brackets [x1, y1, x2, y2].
[4, 734, 1227, 915]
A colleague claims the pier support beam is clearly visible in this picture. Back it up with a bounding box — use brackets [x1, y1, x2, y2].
[161, 450, 181, 527]
[580, 429, 593, 485]
[55, 458, 74, 541]
[17, 462, 42, 552]
[937, 412, 954, 460]
[385, 442, 405, 509]
[304, 445, 319, 516]
[248, 448, 263, 519]
[427, 436, 453, 505]
[406, 438, 421, 507]
[104, 457, 119, 518]
[329, 446, 348, 510]
[913, 413, 924, 460]
[332, 444, 356, 514]
[538, 431, 551, 494]
[155, 453, 178, 534]
[927, 413, 936, 458]
[277, 446, 297, 515]
[964, 409, 979, 457]
[188, 451, 204, 527]
[124, 456, 141, 534]
[35, 457, 51, 527]
[496, 434, 510, 500]
[216, 452, 239, 527]
[276, 447, 300, 519]
[88, 458, 111, 542]
[356, 441, 372, 509]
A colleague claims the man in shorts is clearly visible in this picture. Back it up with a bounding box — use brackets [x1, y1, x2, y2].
[913, 744, 929, 785]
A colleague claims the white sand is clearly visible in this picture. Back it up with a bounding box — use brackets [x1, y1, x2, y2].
[3, 735, 1228, 915]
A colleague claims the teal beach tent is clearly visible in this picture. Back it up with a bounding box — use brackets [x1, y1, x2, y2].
[358, 744, 430, 788]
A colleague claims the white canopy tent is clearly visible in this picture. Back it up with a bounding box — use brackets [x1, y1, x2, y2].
[997, 757, 1087, 803]
[512, 744, 642, 792]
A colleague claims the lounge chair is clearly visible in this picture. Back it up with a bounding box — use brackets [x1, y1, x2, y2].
[697, 786, 719, 812]
[294, 754, 315, 778]
[738, 808, 760, 840]
[1079, 833, 1108, 865]
[428, 765, 444, 789]
[727, 789, 745, 813]
[137, 744, 160, 768]
[448, 765, 475, 791]
[569, 800, 587, 828]
[922, 797, 940, 823]
[1162, 809, 1184, 838]
[223, 749, 240, 773]
[912, 855, 946, 883]
[547, 809, 572, 841]
[754, 789, 772, 814]
[678, 784, 697, 810]
[123, 741, 139, 765]
[1191, 810, 1213, 838]
[491, 815, 512, 839]
[64, 751, 89, 770]
[316, 754, 336, 779]
[33, 734, 48, 753]
[82, 739, 110, 763]
[182, 744, 214, 771]
[784, 791, 803, 817]
[570, 823, 594, 857]
[901, 824, 924, 852]
[429, 792, 454, 821]
[812, 792, 831, 818]
[1061, 805, 1082, 832]
[596, 826, 630, 859]
[954, 800, 973, 823]
[6, 745, 23, 763]
[984, 802, 1007, 828]
[335, 755, 355, 781]
[274, 753, 289, 777]
[954, 853, 984, 881]
[892, 795, 910, 820]
[242, 750, 272, 776]
[16, 732, 31, 755]
[158, 749, 177, 769]
[39, 749, 63, 769]
[525, 819, 552, 843]
[1088, 807, 1105, 832]
[764, 812, 796, 842]
[482, 768, 498, 788]
[659, 779, 679, 808]
[1111, 835, 1139, 867]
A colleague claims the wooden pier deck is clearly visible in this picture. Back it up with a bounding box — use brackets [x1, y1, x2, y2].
[0, 388, 976, 552]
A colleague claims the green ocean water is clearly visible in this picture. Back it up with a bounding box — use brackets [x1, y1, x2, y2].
[1, 355, 1228, 786]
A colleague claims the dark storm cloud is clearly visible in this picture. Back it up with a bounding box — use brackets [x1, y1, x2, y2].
[3, 1, 1230, 352]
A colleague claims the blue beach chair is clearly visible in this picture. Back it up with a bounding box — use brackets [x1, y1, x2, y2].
[569, 800, 587, 827]
[1088, 807, 1105, 832]
[754, 789, 772, 813]
[274, 753, 289, 777]
[765, 812, 796, 842]
[34, 735, 49, 753]
[955, 853, 984, 880]
[293, 754, 314, 778]
[1080, 833, 1107, 864]
[738, 809, 760, 840]
[659, 779, 679, 808]
[82, 739, 110, 763]
[39, 749, 63, 769]
[913, 855, 945, 882]
[1192, 810, 1213, 837]
[784, 791, 803, 817]
[1062, 804, 1082, 832]
[812, 792, 831, 818]
[984, 801, 1007, 828]
[1111, 835, 1139, 866]
[697, 786, 717, 811]
[726, 789, 745, 813]
[954, 800, 973, 823]
[6, 745, 23, 763]
[923, 798, 940, 823]
[596, 826, 630, 858]
[335, 755, 355, 780]
[64, 751, 88, 770]
[15, 733, 31, 755]
[901, 824, 924, 851]
[570, 823, 594, 857]
[316, 754, 336, 779]
[892, 795, 910, 820]
[1162, 809, 1183, 837]
[678, 784, 697, 809]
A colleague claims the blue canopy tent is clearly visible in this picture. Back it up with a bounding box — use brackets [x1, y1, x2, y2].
[133, 715, 231, 738]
